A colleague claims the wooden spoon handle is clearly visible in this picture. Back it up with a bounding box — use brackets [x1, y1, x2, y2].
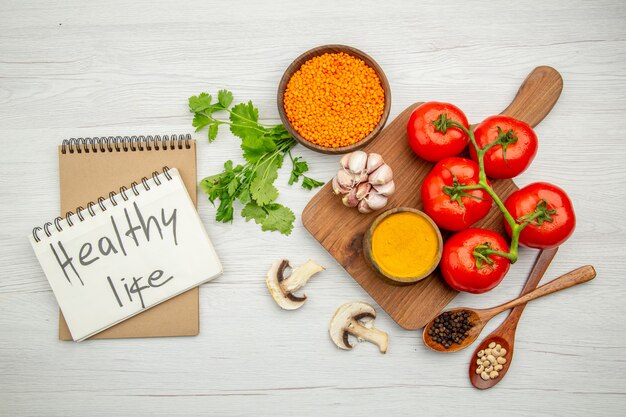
[490, 265, 596, 315]
[500, 66, 563, 127]
[503, 247, 559, 327]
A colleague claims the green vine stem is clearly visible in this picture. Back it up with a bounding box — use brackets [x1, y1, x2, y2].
[433, 115, 549, 266]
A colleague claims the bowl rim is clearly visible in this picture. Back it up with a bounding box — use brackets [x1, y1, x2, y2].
[277, 44, 391, 155]
[363, 207, 444, 285]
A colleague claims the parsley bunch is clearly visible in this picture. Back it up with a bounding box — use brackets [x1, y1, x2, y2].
[189, 90, 323, 235]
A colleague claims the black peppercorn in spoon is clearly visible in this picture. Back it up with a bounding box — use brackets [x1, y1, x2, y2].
[422, 264, 596, 353]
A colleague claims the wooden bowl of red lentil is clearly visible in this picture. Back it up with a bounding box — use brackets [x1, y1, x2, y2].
[277, 45, 391, 154]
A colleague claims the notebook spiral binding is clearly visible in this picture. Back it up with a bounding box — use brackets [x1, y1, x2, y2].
[32, 166, 174, 243]
[61, 134, 192, 154]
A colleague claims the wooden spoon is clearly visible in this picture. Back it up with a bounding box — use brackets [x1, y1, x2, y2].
[423, 264, 596, 352]
[468, 248, 557, 389]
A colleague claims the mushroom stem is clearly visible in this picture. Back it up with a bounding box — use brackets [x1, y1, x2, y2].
[329, 302, 388, 353]
[348, 320, 389, 353]
[281, 259, 325, 293]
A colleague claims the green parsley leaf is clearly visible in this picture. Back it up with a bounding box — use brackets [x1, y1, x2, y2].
[188, 93, 212, 113]
[215, 197, 234, 223]
[199, 176, 217, 196]
[218, 89, 233, 108]
[250, 179, 278, 206]
[250, 157, 281, 205]
[261, 204, 295, 235]
[242, 202, 295, 235]
[288, 156, 309, 185]
[199, 173, 224, 202]
[302, 176, 325, 190]
[238, 188, 251, 205]
[293, 159, 309, 174]
[241, 201, 267, 225]
[190, 90, 324, 235]
[268, 124, 292, 140]
[241, 135, 277, 163]
[226, 178, 239, 196]
[192, 113, 211, 132]
[230, 101, 264, 139]
[208, 123, 219, 142]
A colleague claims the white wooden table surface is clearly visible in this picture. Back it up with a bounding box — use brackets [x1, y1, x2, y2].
[1, 1, 625, 415]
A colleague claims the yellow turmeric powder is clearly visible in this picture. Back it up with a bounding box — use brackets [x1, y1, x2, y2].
[371, 212, 441, 280]
[283, 52, 385, 148]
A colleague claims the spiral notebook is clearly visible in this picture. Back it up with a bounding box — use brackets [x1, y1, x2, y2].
[30, 165, 223, 341]
[51, 135, 207, 340]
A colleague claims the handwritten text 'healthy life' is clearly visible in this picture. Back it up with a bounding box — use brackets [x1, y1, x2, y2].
[49, 202, 177, 309]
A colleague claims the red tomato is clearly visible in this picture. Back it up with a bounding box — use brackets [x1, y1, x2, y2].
[504, 182, 576, 249]
[470, 115, 538, 179]
[407, 102, 469, 162]
[440, 228, 511, 294]
[421, 157, 493, 231]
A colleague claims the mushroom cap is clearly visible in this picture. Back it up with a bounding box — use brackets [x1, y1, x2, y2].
[266, 259, 306, 310]
[329, 301, 377, 350]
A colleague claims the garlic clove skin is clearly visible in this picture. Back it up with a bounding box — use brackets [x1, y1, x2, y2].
[342, 189, 359, 208]
[352, 172, 368, 186]
[336, 169, 354, 189]
[356, 182, 372, 200]
[372, 180, 395, 197]
[331, 177, 340, 195]
[364, 193, 388, 211]
[357, 199, 373, 214]
[339, 153, 351, 170]
[366, 153, 384, 174]
[332, 177, 350, 195]
[368, 163, 393, 186]
[348, 151, 368, 175]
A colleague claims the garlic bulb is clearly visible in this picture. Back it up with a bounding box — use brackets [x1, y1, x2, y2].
[332, 151, 395, 214]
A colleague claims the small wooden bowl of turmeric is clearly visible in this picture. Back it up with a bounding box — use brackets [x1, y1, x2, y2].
[363, 207, 443, 285]
[277, 45, 391, 154]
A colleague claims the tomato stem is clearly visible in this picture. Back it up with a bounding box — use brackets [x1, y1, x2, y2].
[444, 119, 524, 264]
[434, 115, 553, 269]
[479, 248, 516, 262]
[441, 169, 486, 209]
[431, 113, 453, 134]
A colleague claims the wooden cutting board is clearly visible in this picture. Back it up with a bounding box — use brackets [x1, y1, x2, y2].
[302, 66, 563, 330]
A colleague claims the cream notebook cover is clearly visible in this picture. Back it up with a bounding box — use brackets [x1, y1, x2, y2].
[56, 135, 201, 340]
[30, 167, 222, 341]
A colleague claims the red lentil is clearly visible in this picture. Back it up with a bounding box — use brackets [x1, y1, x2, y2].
[283, 52, 385, 148]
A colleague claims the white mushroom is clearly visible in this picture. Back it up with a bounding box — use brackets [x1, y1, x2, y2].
[329, 302, 388, 353]
[266, 259, 325, 310]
